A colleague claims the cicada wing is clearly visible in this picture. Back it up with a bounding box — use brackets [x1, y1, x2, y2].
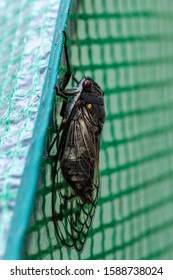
[52, 105, 101, 251]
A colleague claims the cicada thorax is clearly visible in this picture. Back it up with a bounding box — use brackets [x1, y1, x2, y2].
[60, 77, 105, 204]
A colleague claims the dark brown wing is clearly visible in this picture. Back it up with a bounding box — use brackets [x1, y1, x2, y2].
[51, 104, 100, 251]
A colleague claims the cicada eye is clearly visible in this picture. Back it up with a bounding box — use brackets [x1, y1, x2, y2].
[82, 79, 92, 89]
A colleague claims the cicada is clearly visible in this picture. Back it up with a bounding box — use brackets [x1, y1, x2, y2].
[51, 31, 105, 251]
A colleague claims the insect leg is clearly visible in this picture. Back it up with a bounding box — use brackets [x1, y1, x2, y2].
[72, 75, 80, 85]
[48, 89, 67, 156]
[59, 31, 71, 91]
[72, 68, 80, 85]
[54, 80, 69, 117]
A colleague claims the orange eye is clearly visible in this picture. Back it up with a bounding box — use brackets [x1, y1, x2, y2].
[83, 79, 92, 89]
[86, 103, 92, 110]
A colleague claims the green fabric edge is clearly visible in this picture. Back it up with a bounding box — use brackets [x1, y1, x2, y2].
[3, 0, 72, 260]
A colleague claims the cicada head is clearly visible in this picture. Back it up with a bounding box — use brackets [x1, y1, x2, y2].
[81, 76, 104, 97]
[79, 76, 105, 133]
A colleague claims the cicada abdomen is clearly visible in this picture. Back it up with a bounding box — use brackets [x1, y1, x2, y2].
[51, 32, 105, 252]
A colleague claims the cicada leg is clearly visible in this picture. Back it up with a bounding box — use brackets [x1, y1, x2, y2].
[49, 30, 80, 155]
[72, 67, 80, 85]
[58, 31, 71, 92]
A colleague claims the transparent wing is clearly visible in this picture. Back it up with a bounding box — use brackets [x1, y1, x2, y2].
[51, 105, 100, 251]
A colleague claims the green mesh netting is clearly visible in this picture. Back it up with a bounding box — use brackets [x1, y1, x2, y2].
[23, 0, 173, 260]
[0, 0, 63, 259]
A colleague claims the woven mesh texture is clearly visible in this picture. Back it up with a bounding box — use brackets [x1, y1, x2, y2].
[0, 0, 60, 258]
[23, 0, 173, 260]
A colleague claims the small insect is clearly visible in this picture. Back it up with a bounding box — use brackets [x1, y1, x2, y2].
[51, 31, 105, 251]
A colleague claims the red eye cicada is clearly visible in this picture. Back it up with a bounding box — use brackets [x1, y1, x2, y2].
[50, 31, 105, 252]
